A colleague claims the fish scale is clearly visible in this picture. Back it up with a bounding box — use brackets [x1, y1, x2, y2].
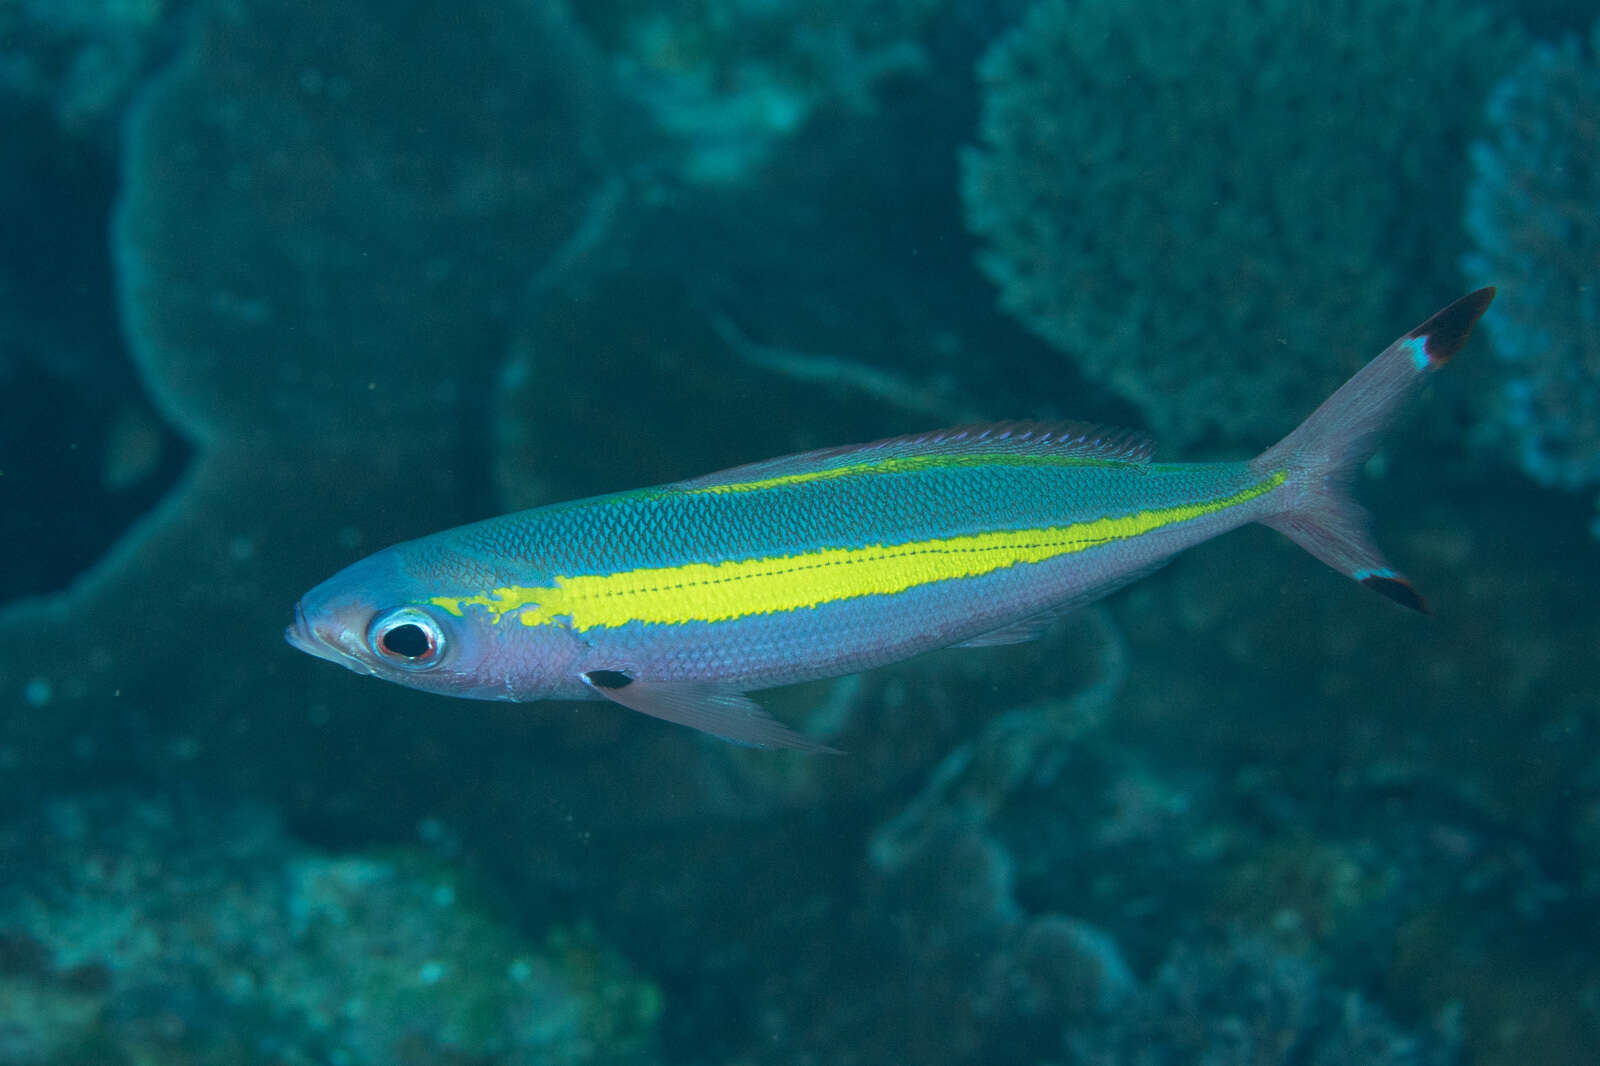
[288, 290, 1494, 751]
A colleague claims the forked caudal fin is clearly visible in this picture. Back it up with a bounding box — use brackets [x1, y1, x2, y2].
[1252, 289, 1495, 613]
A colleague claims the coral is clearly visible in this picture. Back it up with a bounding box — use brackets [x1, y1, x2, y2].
[0, 92, 188, 604]
[0, 962, 106, 1065]
[488, 96, 1011, 512]
[113, 0, 624, 448]
[0, 792, 661, 1064]
[0, 0, 630, 820]
[1004, 914, 1138, 1019]
[3, 3, 1592, 1063]
[868, 761, 1462, 1065]
[574, 0, 945, 181]
[869, 607, 1127, 874]
[861, 586, 1600, 1066]
[962, 0, 1518, 449]
[0, 0, 186, 143]
[1462, 20, 1600, 494]
[1065, 935, 1461, 1066]
[1218, 835, 1400, 956]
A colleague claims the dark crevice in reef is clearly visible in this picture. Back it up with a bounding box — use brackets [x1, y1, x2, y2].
[0, 99, 190, 605]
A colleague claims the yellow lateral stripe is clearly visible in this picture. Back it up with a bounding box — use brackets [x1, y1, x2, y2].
[431, 471, 1286, 630]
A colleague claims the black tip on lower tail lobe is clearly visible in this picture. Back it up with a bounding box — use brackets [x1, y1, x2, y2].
[1412, 287, 1495, 366]
[1361, 573, 1431, 614]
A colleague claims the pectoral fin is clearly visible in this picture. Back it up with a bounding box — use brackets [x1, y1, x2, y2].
[581, 670, 840, 753]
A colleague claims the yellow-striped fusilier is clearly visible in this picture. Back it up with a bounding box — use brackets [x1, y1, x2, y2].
[287, 291, 1493, 751]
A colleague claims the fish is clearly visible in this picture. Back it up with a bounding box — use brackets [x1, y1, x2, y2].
[286, 289, 1494, 752]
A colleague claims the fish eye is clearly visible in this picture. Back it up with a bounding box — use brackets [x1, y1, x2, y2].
[367, 607, 446, 669]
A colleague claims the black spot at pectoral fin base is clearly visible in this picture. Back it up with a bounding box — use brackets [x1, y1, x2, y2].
[580, 672, 840, 753]
[1359, 572, 1431, 614]
[583, 669, 633, 690]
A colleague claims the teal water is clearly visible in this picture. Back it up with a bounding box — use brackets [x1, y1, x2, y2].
[1, 1, 1596, 1063]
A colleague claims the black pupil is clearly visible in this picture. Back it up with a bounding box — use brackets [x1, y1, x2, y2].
[381, 622, 431, 658]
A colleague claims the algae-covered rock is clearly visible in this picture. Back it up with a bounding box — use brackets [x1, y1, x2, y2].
[0, 792, 661, 1065]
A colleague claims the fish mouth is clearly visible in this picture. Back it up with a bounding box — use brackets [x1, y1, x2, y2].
[284, 602, 375, 675]
[284, 602, 320, 656]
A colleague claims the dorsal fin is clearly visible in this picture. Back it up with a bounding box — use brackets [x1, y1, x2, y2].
[862, 421, 1153, 462]
[673, 420, 1153, 494]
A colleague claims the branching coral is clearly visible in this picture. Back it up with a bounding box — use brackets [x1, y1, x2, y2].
[1463, 20, 1600, 499]
[962, 0, 1517, 449]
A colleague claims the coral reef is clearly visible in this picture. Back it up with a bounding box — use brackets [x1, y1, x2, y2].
[962, 0, 1519, 449]
[0, 0, 633, 819]
[0, 97, 188, 602]
[0, 792, 661, 1064]
[3, 2, 1596, 1064]
[866, 723, 1470, 1066]
[869, 607, 1126, 874]
[575, 0, 949, 181]
[114, 0, 625, 449]
[1462, 19, 1600, 509]
[1062, 935, 1461, 1066]
[488, 58, 1065, 511]
[0, 0, 187, 143]
[857, 508, 1600, 1065]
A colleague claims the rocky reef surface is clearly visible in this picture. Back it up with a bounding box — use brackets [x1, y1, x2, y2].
[0, 792, 661, 1065]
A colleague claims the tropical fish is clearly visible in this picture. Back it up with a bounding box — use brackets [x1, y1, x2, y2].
[287, 290, 1494, 751]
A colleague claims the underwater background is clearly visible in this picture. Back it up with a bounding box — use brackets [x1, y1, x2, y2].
[2, 0, 1598, 1062]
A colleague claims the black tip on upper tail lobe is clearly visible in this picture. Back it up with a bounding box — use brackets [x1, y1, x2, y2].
[1412, 287, 1495, 366]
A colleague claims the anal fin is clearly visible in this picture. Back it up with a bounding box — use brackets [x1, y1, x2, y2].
[953, 559, 1171, 649]
[581, 670, 840, 753]
[953, 611, 1064, 648]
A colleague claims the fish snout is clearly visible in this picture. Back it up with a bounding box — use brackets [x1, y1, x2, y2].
[284, 601, 317, 655]
[285, 600, 375, 674]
